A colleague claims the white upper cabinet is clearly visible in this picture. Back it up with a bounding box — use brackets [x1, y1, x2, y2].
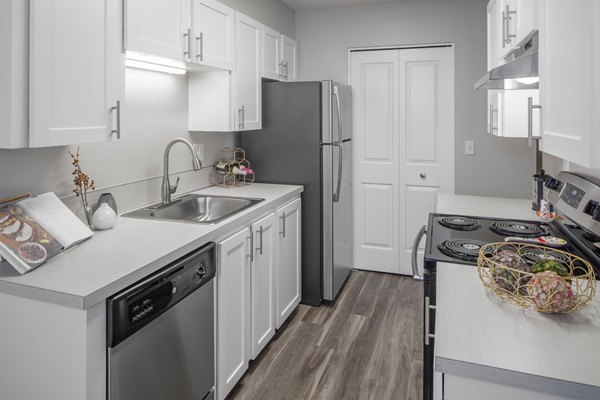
[539, 0, 600, 168]
[488, 90, 540, 138]
[0, 0, 28, 149]
[489, 0, 538, 60]
[125, 0, 191, 62]
[281, 35, 298, 81]
[235, 12, 262, 131]
[261, 27, 298, 82]
[261, 25, 281, 81]
[29, 0, 125, 147]
[190, 0, 234, 70]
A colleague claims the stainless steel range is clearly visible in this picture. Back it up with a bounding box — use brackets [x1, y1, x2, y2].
[418, 171, 600, 400]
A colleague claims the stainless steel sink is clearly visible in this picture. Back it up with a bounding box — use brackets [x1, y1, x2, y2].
[122, 194, 264, 224]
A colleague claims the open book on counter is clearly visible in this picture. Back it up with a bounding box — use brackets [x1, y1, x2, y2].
[0, 193, 93, 274]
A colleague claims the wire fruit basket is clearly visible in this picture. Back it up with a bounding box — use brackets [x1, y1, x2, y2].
[477, 242, 596, 313]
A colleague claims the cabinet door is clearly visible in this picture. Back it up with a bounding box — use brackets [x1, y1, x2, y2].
[498, 90, 540, 138]
[276, 198, 302, 329]
[262, 25, 281, 81]
[487, 0, 503, 69]
[191, 0, 234, 70]
[217, 227, 251, 400]
[514, 0, 538, 44]
[125, 0, 191, 61]
[539, 0, 600, 168]
[281, 35, 298, 81]
[29, 0, 125, 147]
[250, 213, 277, 359]
[234, 12, 262, 131]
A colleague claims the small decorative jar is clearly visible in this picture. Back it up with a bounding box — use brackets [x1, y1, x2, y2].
[92, 202, 117, 230]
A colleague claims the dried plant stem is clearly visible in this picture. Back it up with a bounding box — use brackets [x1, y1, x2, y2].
[68, 147, 95, 227]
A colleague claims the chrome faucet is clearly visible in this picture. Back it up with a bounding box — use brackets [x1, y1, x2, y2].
[161, 138, 202, 205]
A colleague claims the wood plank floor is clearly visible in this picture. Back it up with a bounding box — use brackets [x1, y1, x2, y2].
[227, 270, 424, 400]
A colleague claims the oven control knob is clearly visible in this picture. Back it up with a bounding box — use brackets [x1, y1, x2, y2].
[545, 177, 563, 191]
[584, 200, 600, 221]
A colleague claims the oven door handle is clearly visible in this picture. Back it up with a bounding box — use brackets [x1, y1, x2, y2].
[412, 225, 427, 280]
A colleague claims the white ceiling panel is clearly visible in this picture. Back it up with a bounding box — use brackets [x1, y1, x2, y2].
[281, 0, 404, 11]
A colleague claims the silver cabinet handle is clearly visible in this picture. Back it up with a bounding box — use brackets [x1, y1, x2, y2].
[278, 61, 284, 79]
[110, 100, 121, 139]
[280, 213, 286, 238]
[284, 61, 289, 80]
[196, 33, 203, 61]
[258, 226, 264, 255]
[425, 295, 436, 345]
[489, 104, 498, 134]
[238, 106, 245, 130]
[184, 28, 191, 59]
[246, 232, 254, 263]
[505, 5, 516, 45]
[528, 97, 542, 147]
[411, 225, 426, 280]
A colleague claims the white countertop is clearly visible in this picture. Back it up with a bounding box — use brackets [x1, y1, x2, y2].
[0, 184, 303, 309]
[435, 263, 600, 399]
[437, 194, 535, 220]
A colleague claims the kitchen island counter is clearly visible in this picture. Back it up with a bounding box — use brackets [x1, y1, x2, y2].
[435, 262, 600, 399]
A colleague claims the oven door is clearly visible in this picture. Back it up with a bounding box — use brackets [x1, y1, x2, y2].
[423, 266, 436, 400]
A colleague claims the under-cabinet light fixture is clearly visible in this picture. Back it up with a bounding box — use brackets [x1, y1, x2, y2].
[125, 59, 187, 75]
[514, 77, 539, 85]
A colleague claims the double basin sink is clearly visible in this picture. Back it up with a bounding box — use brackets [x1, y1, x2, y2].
[123, 194, 264, 224]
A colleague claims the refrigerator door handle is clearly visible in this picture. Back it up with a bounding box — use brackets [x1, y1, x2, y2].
[332, 86, 344, 203]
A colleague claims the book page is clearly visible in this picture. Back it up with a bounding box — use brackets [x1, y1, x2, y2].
[19, 193, 93, 249]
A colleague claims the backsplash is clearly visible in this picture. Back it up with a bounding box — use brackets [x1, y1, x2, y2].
[0, 68, 238, 220]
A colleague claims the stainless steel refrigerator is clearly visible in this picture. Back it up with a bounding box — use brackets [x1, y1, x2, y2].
[241, 80, 353, 305]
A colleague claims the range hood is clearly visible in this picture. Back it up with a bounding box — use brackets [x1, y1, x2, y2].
[475, 31, 539, 90]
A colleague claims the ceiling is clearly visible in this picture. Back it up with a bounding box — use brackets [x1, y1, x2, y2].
[281, 0, 403, 11]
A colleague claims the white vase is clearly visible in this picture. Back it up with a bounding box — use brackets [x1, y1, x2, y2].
[92, 202, 117, 230]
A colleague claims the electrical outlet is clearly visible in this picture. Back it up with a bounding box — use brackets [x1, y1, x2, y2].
[194, 143, 204, 161]
[464, 140, 475, 155]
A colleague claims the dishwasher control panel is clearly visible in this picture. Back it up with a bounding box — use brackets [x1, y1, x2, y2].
[107, 243, 216, 348]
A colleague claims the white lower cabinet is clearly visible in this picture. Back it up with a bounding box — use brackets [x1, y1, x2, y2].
[217, 227, 251, 400]
[250, 213, 278, 359]
[275, 198, 302, 328]
[217, 198, 301, 400]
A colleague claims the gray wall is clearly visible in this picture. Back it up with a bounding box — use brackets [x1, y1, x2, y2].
[0, 0, 295, 219]
[220, 0, 295, 38]
[296, 0, 536, 199]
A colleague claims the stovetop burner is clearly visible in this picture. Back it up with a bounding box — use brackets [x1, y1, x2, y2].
[437, 239, 487, 262]
[439, 216, 481, 231]
[489, 221, 545, 238]
[520, 247, 571, 266]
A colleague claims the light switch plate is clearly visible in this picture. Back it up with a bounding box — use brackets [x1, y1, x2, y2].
[464, 140, 475, 155]
[194, 143, 204, 161]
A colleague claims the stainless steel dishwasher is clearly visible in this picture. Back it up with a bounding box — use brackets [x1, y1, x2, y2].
[107, 243, 216, 400]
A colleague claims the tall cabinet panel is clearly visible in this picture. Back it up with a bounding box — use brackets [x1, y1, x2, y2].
[191, 0, 234, 70]
[125, 0, 191, 62]
[250, 213, 278, 359]
[234, 12, 262, 131]
[217, 227, 251, 400]
[29, 0, 125, 147]
[276, 199, 302, 329]
[539, 0, 600, 168]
